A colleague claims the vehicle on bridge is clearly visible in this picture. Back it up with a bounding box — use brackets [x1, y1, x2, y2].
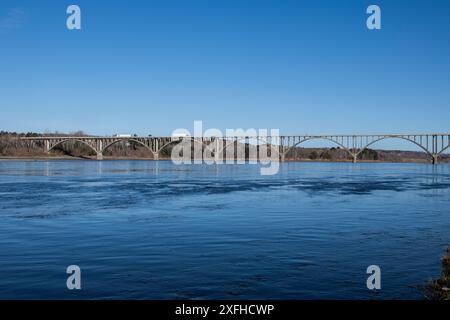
[171, 132, 190, 139]
[113, 134, 132, 138]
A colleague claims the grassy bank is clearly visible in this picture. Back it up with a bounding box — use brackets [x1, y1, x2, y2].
[425, 248, 450, 300]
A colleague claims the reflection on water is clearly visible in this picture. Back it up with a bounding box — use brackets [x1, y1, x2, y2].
[0, 160, 449, 299]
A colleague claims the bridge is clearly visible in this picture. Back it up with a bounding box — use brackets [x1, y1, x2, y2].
[21, 133, 450, 164]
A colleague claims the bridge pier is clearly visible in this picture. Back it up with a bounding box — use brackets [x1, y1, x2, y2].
[154, 152, 159, 161]
[432, 155, 438, 165]
[214, 138, 221, 163]
[352, 155, 357, 163]
[96, 152, 103, 161]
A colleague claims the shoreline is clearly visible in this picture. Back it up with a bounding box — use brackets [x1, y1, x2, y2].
[0, 156, 436, 164]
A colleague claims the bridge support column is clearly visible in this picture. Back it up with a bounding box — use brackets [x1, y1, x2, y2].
[352, 155, 357, 163]
[96, 152, 103, 161]
[280, 153, 286, 162]
[432, 155, 438, 165]
[44, 140, 50, 153]
[214, 138, 221, 163]
[154, 152, 159, 161]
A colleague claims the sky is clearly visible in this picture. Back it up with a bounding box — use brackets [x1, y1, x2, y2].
[1, 0, 450, 142]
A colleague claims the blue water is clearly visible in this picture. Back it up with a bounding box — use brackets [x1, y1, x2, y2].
[0, 160, 449, 299]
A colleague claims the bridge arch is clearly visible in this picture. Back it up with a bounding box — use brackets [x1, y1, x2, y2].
[102, 139, 156, 157]
[48, 139, 99, 156]
[283, 137, 355, 159]
[356, 136, 434, 159]
[160, 137, 279, 160]
[438, 144, 450, 156]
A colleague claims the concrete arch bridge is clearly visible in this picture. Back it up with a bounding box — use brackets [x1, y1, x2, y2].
[21, 133, 450, 164]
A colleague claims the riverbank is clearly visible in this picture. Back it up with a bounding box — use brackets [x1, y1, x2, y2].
[0, 155, 442, 164]
[425, 248, 450, 300]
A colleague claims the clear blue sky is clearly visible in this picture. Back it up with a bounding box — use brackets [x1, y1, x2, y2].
[1, 0, 449, 137]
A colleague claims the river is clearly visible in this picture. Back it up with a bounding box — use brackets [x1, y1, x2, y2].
[0, 160, 449, 299]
